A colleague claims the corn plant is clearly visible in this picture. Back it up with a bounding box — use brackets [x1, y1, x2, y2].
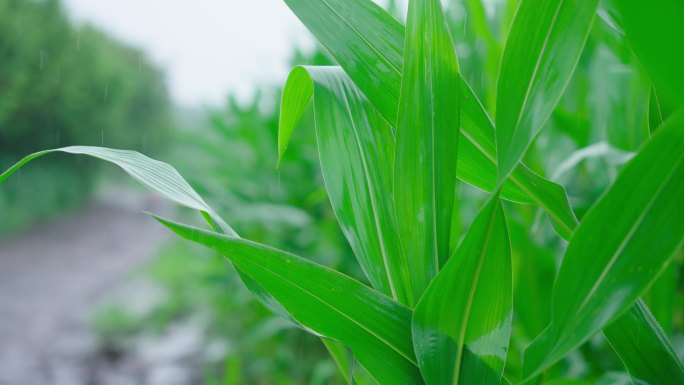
[2, 0, 683, 384]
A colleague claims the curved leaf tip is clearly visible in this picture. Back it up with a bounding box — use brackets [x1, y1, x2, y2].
[278, 66, 314, 167]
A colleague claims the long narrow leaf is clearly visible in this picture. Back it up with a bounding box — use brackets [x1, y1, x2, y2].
[156, 216, 424, 385]
[280, 66, 413, 304]
[495, 0, 599, 182]
[523, 111, 684, 378]
[282, 0, 404, 125]
[603, 299, 684, 385]
[0, 146, 300, 323]
[394, 0, 461, 301]
[413, 195, 512, 385]
[608, 0, 684, 105]
[0, 146, 233, 234]
[283, 0, 578, 240]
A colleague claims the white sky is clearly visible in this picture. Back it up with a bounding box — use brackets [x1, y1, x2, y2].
[61, 0, 403, 107]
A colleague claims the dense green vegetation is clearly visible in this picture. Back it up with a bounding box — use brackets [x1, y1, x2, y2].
[1, 0, 683, 384]
[0, 0, 171, 234]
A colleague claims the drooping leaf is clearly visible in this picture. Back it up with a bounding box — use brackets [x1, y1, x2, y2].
[495, 0, 599, 182]
[523, 111, 684, 378]
[393, 0, 460, 302]
[608, 0, 684, 105]
[604, 299, 684, 385]
[155, 216, 424, 385]
[0, 146, 233, 234]
[282, 0, 578, 240]
[0, 146, 299, 323]
[413, 195, 512, 385]
[280, 66, 412, 305]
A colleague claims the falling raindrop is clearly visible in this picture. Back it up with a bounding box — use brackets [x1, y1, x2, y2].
[104, 85, 109, 102]
[39, 50, 44, 71]
[463, 11, 468, 34]
[101, 130, 104, 145]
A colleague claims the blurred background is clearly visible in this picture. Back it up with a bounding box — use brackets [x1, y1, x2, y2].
[0, 1, 681, 384]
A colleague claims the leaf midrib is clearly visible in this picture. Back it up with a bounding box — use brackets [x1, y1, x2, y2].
[501, 0, 565, 178]
[318, 0, 402, 77]
[452, 201, 500, 384]
[553, 144, 684, 354]
[230, 239, 419, 367]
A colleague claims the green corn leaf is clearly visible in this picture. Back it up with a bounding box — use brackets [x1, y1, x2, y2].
[393, 0, 460, 301]
[523, 111, 684, 378]
[282, 0, 404, 125]
[0, 146, 299, 324]
[495, 0, 599, 182]
[282, 0, 578, 241]
[0, 146, 233, 234]
[608, 0, 684, 105]
[155, 216, 424, 385]
[603, 299, 684, 385]
[413, 195, 512, 385]
[280, 66, 413, 305]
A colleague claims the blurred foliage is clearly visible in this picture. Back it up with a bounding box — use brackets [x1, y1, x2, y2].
[0, 0, 171, 234]
[92, 1, 682, 384]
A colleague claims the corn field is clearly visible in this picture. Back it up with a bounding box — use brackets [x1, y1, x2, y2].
[1, 0, 683, 384]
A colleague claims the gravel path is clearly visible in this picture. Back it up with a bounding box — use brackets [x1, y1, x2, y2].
[0, 190, 169, 385]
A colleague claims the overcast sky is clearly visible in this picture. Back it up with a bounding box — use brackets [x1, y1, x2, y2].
[61, 0, 402, 107]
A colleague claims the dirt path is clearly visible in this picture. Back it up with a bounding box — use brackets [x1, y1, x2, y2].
[0, 190, 169, 385]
